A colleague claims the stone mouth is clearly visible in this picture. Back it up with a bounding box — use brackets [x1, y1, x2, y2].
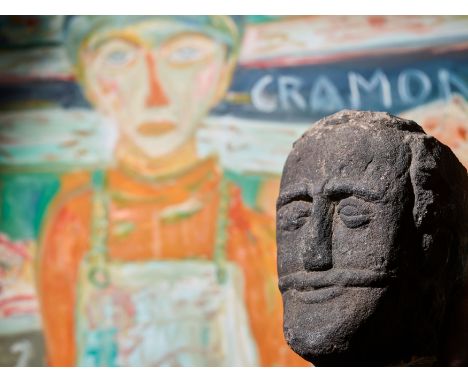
[278, 269, 393, 294]
[285, 286, 346, 304]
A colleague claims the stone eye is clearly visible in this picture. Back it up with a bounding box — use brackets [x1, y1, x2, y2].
[337, 197, 373, 228]
[277, 199, 312, 232]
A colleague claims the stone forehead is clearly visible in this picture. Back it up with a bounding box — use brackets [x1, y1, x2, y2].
[282, 110, 418, 195]
[289, 110, 422, 165]
[300, 110, 424, 140]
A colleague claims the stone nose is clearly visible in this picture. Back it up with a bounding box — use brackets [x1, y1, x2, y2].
[302, 197, 333, 272]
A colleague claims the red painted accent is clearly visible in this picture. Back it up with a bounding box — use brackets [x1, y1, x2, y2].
[145, 53, 169, 107]
[0, 295, 36, 308]
[2, 306, 38, 317]
[240, 42, 468, 69]
[0, 234, 29, 260]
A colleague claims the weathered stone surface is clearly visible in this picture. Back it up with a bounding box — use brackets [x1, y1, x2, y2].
[276, 110, 468, 366]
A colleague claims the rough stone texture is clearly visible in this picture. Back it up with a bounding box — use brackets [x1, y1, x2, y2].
[276, 110, 468, 366]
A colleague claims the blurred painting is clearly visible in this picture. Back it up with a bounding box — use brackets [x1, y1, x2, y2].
[0, 15, 467, 366]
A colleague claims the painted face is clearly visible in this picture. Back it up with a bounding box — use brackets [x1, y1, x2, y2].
[276, 125, 416, 364]
[80, 19, 231, 158]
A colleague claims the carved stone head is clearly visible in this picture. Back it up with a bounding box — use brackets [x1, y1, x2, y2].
[276, 110, 468, 366]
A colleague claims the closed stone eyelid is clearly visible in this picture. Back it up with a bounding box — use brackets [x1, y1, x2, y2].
[277, 200, 313, 221]
[338, 200, 373, 215]
[277, 186, 313, 209]
[337, 197, 371, 208]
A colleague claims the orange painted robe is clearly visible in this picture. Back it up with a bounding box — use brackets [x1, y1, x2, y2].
[38, 157, 307, 366]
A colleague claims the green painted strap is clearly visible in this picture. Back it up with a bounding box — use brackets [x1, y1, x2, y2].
[87, 170, 110, 289]
[214, 177, 230, 284]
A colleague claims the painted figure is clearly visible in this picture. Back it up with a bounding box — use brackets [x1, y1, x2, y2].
[38, 16, 305, 366]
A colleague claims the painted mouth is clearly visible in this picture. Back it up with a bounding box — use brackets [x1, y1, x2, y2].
[279, 269, 392, 303]
[137, 121, 176, 136]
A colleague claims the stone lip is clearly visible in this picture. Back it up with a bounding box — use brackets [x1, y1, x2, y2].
[278, 269, 394, 293]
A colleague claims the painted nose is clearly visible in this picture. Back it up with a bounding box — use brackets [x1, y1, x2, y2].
[145, 53, 169, 107]
[302, 197, 333, 271]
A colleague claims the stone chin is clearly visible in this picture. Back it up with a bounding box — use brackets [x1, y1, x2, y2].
[282, 286, 388, 365]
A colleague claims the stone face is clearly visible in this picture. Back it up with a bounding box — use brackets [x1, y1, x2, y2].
[276, 110, 468, 366]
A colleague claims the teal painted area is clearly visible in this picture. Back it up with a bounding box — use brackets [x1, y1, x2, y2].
[80, 328, 118, 367]
[246, 16, 284, 24]
[0, 109, 116, 168]
[224, 170, 262, 209]
[202, 326, 210, 346]
[0, 173, 60, 240]
[66, 16, 241, 66]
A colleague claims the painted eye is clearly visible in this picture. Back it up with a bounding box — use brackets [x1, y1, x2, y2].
[105, 49, 136, 67]
[96, 39, 140, 68]
[337, 197, 373, 228]
[277, 200, 312, 232]
[169, 46, 203, 64]
[161, 33, 218, 66]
